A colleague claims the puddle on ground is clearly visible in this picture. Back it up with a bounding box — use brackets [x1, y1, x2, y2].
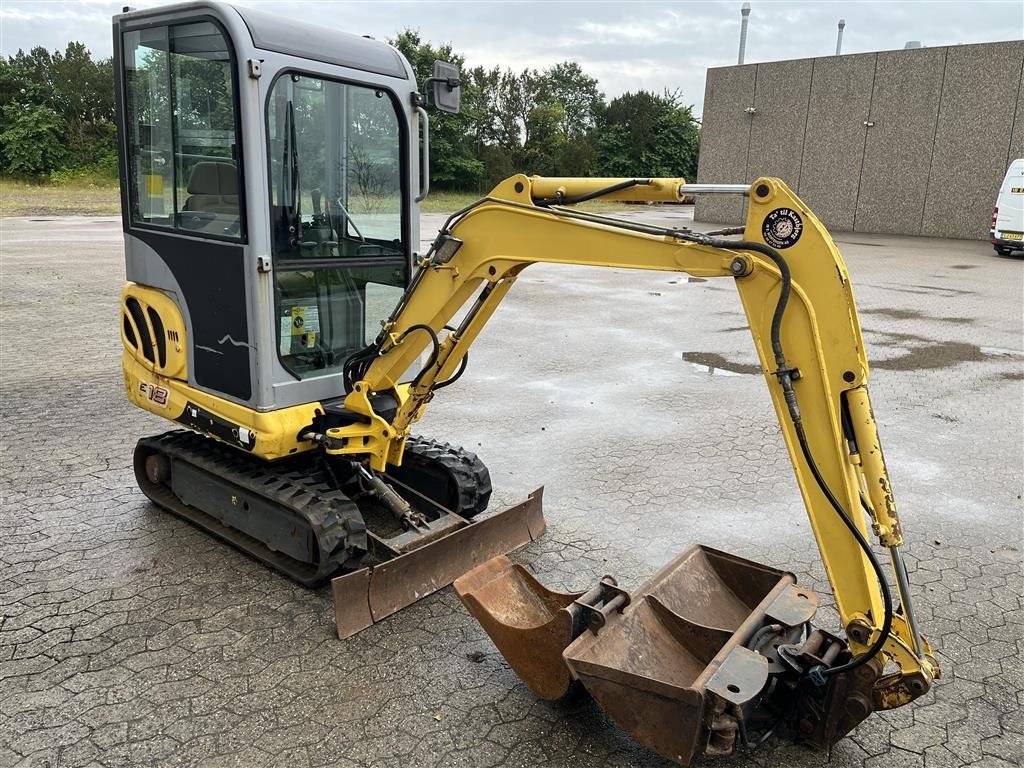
[682, 352, 760, 375]
[996, 371, 1023, 381]
[950, 264, 978, 270]
[862, 307, 974, 324]
[873, 341, 997, 371]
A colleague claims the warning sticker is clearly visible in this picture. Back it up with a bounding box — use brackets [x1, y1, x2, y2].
[280, 305, 320, 355]
[762, 208, 804, 249]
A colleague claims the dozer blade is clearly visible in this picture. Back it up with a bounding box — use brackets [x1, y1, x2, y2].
[332, 488, 546, 639]
[456, 544, 827, 767]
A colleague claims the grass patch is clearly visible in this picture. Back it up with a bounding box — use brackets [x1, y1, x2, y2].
[0, 178, 648, 219]
[1, 176, 121, 217]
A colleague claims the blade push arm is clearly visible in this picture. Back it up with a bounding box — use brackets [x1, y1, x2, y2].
[323, 174, 937, 701]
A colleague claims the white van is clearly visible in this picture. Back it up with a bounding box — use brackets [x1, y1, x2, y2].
[991, 159, 1024, 256]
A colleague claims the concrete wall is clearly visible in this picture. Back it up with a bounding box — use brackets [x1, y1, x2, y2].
[695, 40, 1024, 239]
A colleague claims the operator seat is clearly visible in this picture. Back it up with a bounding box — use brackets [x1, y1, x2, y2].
[183, 161, 238, 213]
[180, 160, 239, 234]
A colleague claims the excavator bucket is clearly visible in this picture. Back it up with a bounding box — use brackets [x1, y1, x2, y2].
[332, 488, 546, 638]
[456, 544, 823, 766]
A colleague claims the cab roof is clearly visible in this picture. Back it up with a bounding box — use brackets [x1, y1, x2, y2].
[232, 4, 410, 80]
[117, 1, 412, 81]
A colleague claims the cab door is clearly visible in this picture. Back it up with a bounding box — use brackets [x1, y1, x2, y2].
[265, 72, 409, 384]
[117, 17, 254, 402]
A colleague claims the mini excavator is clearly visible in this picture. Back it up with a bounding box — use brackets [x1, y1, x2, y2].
[114, 3, 938, 764]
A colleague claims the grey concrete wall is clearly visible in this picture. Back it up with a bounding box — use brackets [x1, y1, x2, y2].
[695, 40, 1024, 239]
[1012, 66, 1024, 161]
[855, 47, 946, 235]
[798, 53, 876, 232]
[922, 42, 1024, 239]
[695, 65, 756, 223]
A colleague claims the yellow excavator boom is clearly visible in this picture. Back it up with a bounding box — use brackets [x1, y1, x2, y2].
[321, 174, 938, 764]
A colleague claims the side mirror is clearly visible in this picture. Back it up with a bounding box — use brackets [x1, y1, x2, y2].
[430, 60, 461, 114]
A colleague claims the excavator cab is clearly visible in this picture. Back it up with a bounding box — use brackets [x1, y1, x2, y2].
[115, 1, 542, 626]
[115, 3, 424, 409]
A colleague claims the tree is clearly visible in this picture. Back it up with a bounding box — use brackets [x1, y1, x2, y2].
[598, 90, 700, 180]
[0, 42, 115, 177]
[0, 103, 66, 175]
[538, 62, 602, 141]
[389, 29, 484, 190]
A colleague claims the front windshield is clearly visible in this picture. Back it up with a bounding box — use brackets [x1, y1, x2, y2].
[268, 73, 407, 379]
[269, 74, 404, 257]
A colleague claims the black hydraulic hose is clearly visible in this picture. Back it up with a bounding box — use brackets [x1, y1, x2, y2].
[534, 178, 651, 207]
[342, 343, 379, 393]
[433, 324, 469, 390]
[396, 324, 440, 387]
[793, 425, 894, 681]
[671, 231, 894, 681]
[433, 351, 468, 390]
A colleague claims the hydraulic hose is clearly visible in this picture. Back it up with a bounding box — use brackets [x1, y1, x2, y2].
[397, 324, 440, 387]
[672, 231, 894, 680]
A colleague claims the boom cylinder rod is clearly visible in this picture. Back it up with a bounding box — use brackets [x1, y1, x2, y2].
[678, 183, 751, 195]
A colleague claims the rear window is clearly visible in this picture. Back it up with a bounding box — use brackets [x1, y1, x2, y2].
[122, 21, 244, 240]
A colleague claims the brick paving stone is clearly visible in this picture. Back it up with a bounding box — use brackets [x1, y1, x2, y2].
[1, 214, 1020, 767]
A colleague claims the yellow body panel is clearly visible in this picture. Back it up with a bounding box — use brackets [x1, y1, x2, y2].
[122, 351, 320, 461]
[121, 283, 320, 462]
[120, 283, 189, 380]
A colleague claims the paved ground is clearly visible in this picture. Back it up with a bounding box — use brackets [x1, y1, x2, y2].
[1, 210, 1022, 768]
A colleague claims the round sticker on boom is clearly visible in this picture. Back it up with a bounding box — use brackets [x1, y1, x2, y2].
[762, 207, 803, 249]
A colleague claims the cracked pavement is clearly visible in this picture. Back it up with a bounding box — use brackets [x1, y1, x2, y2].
[1, 210, 1021, 767]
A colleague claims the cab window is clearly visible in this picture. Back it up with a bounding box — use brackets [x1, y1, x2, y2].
[122, 21, 243, 240]
[267, 74, 403, 259]
[267, 73, 407, 379]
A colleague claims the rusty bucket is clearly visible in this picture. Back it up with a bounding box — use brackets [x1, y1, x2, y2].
[456, 544, 821, 766]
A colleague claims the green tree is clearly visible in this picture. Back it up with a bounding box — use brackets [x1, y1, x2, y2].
[598, 90, 700, 180]
[0, 42, 116, 177]
[0, 103, 66, 175]
[389, 29, 484, 190]
[538, 62, 602, 141]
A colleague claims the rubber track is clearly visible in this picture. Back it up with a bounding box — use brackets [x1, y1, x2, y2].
[134, 431, 364, 587]
[395, 436, 492, 518]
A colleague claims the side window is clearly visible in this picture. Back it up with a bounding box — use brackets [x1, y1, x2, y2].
[122, 22, 243, 240]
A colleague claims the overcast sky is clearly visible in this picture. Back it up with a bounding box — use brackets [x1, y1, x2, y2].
[2, 1, 1021, 115]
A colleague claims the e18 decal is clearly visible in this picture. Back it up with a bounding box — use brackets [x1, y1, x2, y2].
[139, 381, 169, 407]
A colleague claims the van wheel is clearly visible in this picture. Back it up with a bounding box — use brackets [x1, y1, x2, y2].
[995, 246, 1013, 256]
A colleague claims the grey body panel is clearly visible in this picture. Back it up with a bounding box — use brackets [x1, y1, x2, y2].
[115, 1, 421, 412]
[233, 5, 408, 79]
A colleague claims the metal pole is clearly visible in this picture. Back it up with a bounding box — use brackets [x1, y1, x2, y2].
[738, 2, 751, 64]
[889, 546, 925, 658]
[836, 19, 846, 55]
[679, 183, 751, 195]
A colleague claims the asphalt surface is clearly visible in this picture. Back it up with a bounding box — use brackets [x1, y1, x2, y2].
[1, 210, 1022, 768]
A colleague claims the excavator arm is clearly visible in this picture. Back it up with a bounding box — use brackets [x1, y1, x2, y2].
[320, 174, 938, 762]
